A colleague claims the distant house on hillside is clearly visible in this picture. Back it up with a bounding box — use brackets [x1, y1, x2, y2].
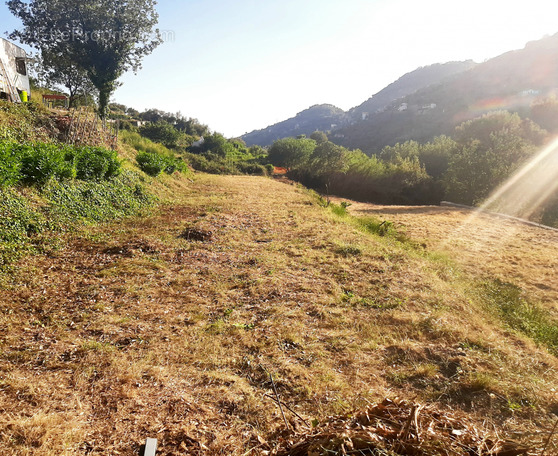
[0, 38, 31, 102]
[192, 137, 205, 148]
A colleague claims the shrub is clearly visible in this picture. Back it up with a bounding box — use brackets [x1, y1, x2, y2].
[0, 142, 22, 187]
[136, 151, 185, 177]
[237, 162, 268, 176]
[18, 143, 77, 185]
[139, 121, 181, 148]
[120, 130, 171, 156]
[184, 152, 240, 175]
[75, 146, 121, 180]
[136, 151, 168, 176]
[43, 170, 154, 222]
[0, 187, 47, 268]
[0, 142, 122, 186]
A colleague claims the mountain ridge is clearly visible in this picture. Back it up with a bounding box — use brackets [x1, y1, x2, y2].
[241, 61, 477, 147]
[242, 33, 558, 153]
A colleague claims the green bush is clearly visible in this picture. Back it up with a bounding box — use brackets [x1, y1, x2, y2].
[0, 187, 48, 268]
[0, 142, 22, 187]
[18, 143, 77, 185]
[0, 141, 122, 186]
[120, 130, 172, 155]
[237, 162, 268, 176]
[136, 151, 169, 176]
[74, 146, 121, 180]
[43, 170, 154, 223]
[139, 121, 182, 148]
[0, 170, 153, 269]
[185, 152, 240, 175]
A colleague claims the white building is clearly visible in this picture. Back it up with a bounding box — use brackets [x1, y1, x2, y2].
[0, 38, 31, 102]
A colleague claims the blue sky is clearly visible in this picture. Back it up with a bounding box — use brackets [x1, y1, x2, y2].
[3, 0, 558, 137]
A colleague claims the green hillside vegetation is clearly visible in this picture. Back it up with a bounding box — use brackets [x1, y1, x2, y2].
[347, 61, 477, 122]
[0, 101, 181, 269]
[241, 63, 477, 148]
[111, 104, 274, 177]
[267, 109, 558, 227]
[0, 97, 281, 271]
[242, 33, 558, 162]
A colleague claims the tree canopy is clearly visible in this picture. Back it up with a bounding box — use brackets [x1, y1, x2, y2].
[268, 137, 316, 169]
[8, 0, 162, 117]
[444, 111, 546, 204]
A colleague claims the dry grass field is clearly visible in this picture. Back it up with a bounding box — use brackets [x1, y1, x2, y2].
[339, 200, 558, 309]
[1, 174, 557, 455]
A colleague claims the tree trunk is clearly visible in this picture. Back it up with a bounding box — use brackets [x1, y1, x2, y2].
[98, 86, 111, 119]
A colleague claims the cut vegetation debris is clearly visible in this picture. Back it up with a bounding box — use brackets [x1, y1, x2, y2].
[274, 398, 531, 456]
[1, 174, 558, 455]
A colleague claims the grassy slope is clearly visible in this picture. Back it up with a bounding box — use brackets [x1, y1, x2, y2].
[340, 200, 558, 310]
[1, 173, 557, 455]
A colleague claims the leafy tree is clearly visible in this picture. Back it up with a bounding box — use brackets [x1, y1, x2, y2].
[176, 117, 210, 137]
[268, 137, 316, 169]
[126, 107, 140, 118]
[530, 97, 558, 133]
[379, 138, 455, 180]
[419, 135, 457, 179]
[310, 141, 348, 176]
[138, 109, 209, 137]
[453, 111, 545, 150]
[7, 0, 162, 117]
[310, 131, 329, 145]
[139, 122, 182, 149]
[445, 111, 546, 204]
[196, 133, 236, 157]
[139, 109, 166, 123]
[248, 145, 266, 157]
[29, 52, 95, 107]
[380, 141, 420, 162]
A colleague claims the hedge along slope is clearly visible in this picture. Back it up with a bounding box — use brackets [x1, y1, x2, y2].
[0, 141, 154, 269]
[0, 141, 121, 186]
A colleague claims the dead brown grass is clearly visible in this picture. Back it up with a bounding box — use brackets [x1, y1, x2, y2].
[337, 200, 558, 309]
[1, 174, 557, 455]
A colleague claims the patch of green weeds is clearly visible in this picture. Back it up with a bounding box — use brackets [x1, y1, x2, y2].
[476, 279, 558, 355]
[334, 244, 362, 257]
[360, 297, 404, 310]
[0, 187, 49, 268]
[43, 170, 154, 223]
